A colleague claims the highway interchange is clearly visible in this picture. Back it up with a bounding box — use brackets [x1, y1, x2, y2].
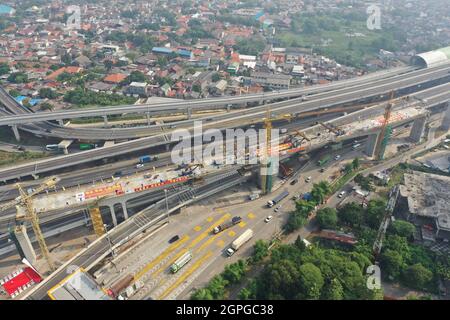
[0, 61, 449, 300]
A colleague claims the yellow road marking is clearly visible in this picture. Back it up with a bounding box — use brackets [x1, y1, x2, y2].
[134, 235, 189, 281]
[248, 213, 256, 219]
[187, 213, 230, 249]
[238, 221, 246, 228]
[216, 239, 225, 248]
[152, 248, 189, 278]
[228, 230, 236, 237]
[206, 217, 213, 222]
[194, 225, 202, 232]
[158, 251, 213, 300]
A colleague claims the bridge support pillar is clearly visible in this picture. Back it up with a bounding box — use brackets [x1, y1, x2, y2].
[108, 205, 118, 227]
[121, 202, 129, 220]
[146, 112, 151, 126]
[226, 104, 231, 112]
[409, 116, 427, 143]
[10, 125, 20, 141]
[187, 107, 192, 119]
[365, 133, 379, 158]
[61, 147, 69, 155]
[58, 119, 64, 126]
[440, 101, 450, 131]
[13, 225, 36, 264]
[103, 115, 108, 127]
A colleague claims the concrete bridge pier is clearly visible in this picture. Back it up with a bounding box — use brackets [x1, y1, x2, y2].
[58, 119, 64, 126]
[226, 104, 231, 112]
[187, 107, 192, 119]
[409, 116, 427, 143]
[108, 204, 118, 227]
[440, 101, 450, 131]
[13, 224, 36, 264]
[146, 112, 151, 126]
[365, 133, 379, 158]
[121, 201, 129, 220]
[103, 115, 108, 128]
[10, 124, 20, 141]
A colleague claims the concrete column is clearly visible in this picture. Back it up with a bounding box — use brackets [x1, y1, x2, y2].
[226, 104, 231, 112]
[440, 101, 450, 131]
[10, 125, 20, 141]
[121, 202, 129, 220]
[187, 107, 192, 119]
[62, 147, 69, 155]
[365, 133, 379, 158]
[58, 119, 64, 126]
[14, 225, 36, 264]
[108, 204, 118, 226]
[103, 115, 108, 127]
[146, 112, 151, 126]
[409, 116, 427, 143]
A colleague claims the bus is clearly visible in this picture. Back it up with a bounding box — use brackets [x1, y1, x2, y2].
[317, 154, 331, 167]
[79, 143, 97, 151]
[170, 251, 192, 273]
[45, 144, 59, 151]
[352, 143, 362, 150]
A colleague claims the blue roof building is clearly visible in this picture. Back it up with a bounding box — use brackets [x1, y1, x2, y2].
[152, 47, 173, 55]
[0, 4, 15, 16]
[177, 49, 193, 59]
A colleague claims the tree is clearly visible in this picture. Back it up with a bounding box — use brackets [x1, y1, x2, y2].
[39, 102, 54, 111]
[0, 62, 10, 76]
[39, 88, 58, 99]
[297, 263, 324, 299]
[222, 260, 247, 284]
[207, 275, 228, 299]
[191, 288, 213, 300]
[316, 207, 337, 229]
[212, 73, 221, 82]
[380, 249, 404, 280]
[322, 278, 344, 300]
[238, 279, 256, 300]
[7, 72, 28, 84]
[259, 259, 300, 299]
[389, 220, 415, 238]
[104, 60, 114, 70]
[338, 202, 363, 226]
[252, 240, 269, 263]
[344, 163, 354, 174]
[124, 70, 146, 84]
[9, 89, 20, 97]
[311, 181, 331, 204]
[352, 157, 360, 170]
[402, 263, 433, 290]
[192, 84, 201, 93]
[365, 199, 386, 229]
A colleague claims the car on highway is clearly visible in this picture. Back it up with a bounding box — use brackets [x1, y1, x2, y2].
[168, 235, 180, 243]
[290, 178, 298, 185]
[305, 176, 312, 183]
[274, 205, 282, 212]
[114, 171, 123, 177]
[319, 168, 325, 173]
[136, 163, 144, 169]
[265, 216, 273, 223]
[338, 191, 347, 198]
[334, 155, 341, 160]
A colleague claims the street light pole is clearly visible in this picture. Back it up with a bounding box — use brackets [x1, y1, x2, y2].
[104, 224, 115, 257]
[164, 189, 169, 223]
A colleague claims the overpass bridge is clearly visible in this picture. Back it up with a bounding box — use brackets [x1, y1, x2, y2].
[1, 64, 449, 141]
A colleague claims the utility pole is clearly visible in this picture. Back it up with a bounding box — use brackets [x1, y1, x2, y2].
[164, 189, 169, 223]
[104, 224, 116, 257]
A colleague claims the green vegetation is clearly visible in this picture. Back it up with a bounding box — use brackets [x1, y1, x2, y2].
[39, 88, 59, 99]
[316, 207, 338, 229]
[63, 88, 136, 107]
[278, 12, 406, 68]
[0, 151, 47, 167]
[0, 62, 10, 76]
[233, 36, 266, 56]
[123, 71, 146, 85]
[7, 72, 28, 84]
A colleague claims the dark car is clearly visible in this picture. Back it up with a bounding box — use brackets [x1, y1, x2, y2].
[45, 129, 52, 133]
[290, 178, 298, 185]
[114, 171, 123, 177]
[232, 216, 242, 224]
[18, 146, 26, 151]
[168, 235, 180, 243]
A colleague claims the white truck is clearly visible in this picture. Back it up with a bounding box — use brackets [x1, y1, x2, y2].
[226, 229, 254, 257]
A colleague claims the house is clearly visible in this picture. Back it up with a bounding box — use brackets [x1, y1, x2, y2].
[249, 71, 292, 89]
[46, 66, 82, 81]
[127, 82, 147, 96]
[104, 73, 127, 84]
[74, 55, 92, 68]
[89, 82, 115, 93]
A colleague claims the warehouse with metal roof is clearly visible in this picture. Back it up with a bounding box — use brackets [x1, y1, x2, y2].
[412, 46, 450, 67]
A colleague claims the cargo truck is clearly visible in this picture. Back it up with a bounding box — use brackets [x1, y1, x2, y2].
[139, 155, 158, 164]
[267, 190, 289, 207]
[226, 229, 253, 256]
[107, 274, 134, 298]
[79, 143, 98, 150]
[213, 216, 242, 234]
[170, 251, 192, 273]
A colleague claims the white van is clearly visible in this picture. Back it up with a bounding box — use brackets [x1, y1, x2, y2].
[352, 143, 362, 150]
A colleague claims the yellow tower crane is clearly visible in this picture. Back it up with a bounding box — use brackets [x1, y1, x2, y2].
[0, 176, 60, 271]
[261, 108, 273, 194]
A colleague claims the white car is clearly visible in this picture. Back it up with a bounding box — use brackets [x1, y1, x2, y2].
[305, 176, 312, 183]
[338, 191, 346, 198]
[274, 206, 282, 212]
[136, 163, 144, 169]
[265, 216, 273, 223]
[334, 155, 341, 160]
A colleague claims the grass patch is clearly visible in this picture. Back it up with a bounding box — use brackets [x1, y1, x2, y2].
[0, 151, 48, 167]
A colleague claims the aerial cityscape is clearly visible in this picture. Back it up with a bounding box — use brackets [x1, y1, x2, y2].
[0, 0, 449, 305]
